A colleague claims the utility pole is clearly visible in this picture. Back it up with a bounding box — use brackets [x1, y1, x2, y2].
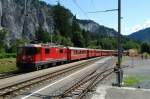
[87, 0, 123, 87]
[50, 26, 53, 45]
[22, 0, 27, 38]
[56, 0, 60, 4]
[116, 0, 123, 87]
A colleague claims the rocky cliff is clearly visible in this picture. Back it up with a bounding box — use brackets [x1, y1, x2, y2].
[79, 20, 117, 37]
[0, 0, 54, 43]
[0, 0, 118, 45]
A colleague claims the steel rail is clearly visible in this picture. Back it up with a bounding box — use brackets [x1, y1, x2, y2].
[0, 57, 102, 98]
[77, 65, 129, 99]
[57, 64, 115, 98]
[77, 69, 114, 99]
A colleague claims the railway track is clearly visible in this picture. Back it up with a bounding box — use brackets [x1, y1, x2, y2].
[0, 71, 26, 80]
[55, 66, 114, 99]
[53, 65, 129, 99]
[0, 57, 104, 99]
[0, 73, 18, 79]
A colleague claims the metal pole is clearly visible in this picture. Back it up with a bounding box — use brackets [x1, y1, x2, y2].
[51, 28, 52, 45]
[117, 0, 123, 87]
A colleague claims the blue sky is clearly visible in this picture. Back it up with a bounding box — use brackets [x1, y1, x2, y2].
[42, 0, 150, 35]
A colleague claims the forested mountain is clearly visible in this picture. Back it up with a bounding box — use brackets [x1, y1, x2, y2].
[0, 0, 142, 53]
[129, 27, 150, 42]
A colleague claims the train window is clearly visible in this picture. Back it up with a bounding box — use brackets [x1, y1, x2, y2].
[25, 47, 37, 55]
[37, 48, 41, 53]
[45, 48, 50, 54]
[78, 51, 80, 54]
[73, 50, 75, 54]
[60, 49, 63, 53]
[75, 50, 77, 54]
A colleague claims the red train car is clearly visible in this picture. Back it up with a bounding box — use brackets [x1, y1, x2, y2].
[16, 44, 121, 71]
[67, 47, 88, 61]
[17, 44, 67, 71]
[101, 50, 112, 56]
[95, 50, 102, 57]
[87, 49, 96, 58]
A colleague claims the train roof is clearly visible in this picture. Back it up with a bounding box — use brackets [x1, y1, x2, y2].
[67, 47, 88, 50]
[19, 44, 67, 48]
[19, 44, 42, 47]
[101, 50, 116, 52]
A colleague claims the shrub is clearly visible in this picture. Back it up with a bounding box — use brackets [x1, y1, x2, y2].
[0, 53, 16, 59]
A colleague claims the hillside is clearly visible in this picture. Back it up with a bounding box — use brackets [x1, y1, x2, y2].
[0, 0, 142, 53]
[79, 20, 117, 37]
[129, 27, 150, 42]
[0, 0, 117, 44]
[0, 0, 54, 42]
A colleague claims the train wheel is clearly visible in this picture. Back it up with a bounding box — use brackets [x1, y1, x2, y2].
[36, 66, 38, 71]
[52, 62, 56, 66]
[36, 65, 42, 71]
[64, 61, 67, 64]
[43, 65, 48, 69]
[61, 61, 64, 65]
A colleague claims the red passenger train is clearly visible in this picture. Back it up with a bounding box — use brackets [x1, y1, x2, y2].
[16, 44, 121, 71]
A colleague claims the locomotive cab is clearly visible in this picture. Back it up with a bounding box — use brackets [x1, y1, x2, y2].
[17, 47, 37, 62]
[17, 45, 41, 71]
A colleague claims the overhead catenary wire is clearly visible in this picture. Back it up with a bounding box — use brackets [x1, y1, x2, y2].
[88, 9, 118, 13]
[72, 0, 90, 19]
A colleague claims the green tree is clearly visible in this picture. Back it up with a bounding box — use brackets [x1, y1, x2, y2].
[82, 30, 91, 47]
[72, 31, 85, 47]
[98, 37, 117, 50]
[141, 43, 150, 53]
[72, 16, 81, 32]
[52, 4, 72, 37]
[35, 27, 50, 43]
[0, 28, 8, 53]
[123, 41, 140, 50]
[53, 34, 73, 46]
[61, 36, 73, 46]
[88, 40, 101, 49]
[8, 39, 28, 53]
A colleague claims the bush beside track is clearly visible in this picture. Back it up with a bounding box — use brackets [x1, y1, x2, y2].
[0, 53, 16, 59]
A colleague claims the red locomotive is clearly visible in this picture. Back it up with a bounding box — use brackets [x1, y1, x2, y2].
[16, 44, 120, 71]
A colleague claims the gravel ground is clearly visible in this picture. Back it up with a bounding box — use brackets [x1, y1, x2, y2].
[122, 56, 150, 89]
[89, 56, 150, 99]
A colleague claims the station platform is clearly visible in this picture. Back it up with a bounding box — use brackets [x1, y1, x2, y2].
[91, 85, 150, 99]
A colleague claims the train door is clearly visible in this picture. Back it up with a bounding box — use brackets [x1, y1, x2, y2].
[41, 47, 46, 61]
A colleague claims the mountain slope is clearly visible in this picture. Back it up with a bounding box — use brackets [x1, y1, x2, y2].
[79, 20, 117, 37]
[0, 0, 54, 41]
[0, 0, 117, 45]
[129, 27, 150, 42]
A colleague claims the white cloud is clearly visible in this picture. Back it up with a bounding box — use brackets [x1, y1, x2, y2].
[131, 24, 142, 33]
[130, 18, 150, 33]
[143, 19, 150, 28]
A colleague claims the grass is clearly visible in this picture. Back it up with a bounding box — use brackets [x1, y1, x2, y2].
[0, 53, 16, 59]
[123, 75, 150, 87]
[0, 58, 17, 74]
[123, 75, 140, 86]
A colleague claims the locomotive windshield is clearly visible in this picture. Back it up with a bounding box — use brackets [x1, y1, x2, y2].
[17, 47, 38, 55]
